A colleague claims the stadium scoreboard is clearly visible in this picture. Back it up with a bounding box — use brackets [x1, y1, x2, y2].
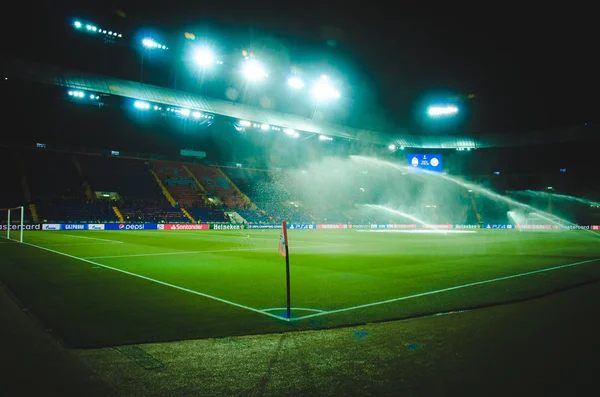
[408, 154, 442, 173]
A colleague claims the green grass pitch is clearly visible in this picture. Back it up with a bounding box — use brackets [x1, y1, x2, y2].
[1, 229, 599, 348]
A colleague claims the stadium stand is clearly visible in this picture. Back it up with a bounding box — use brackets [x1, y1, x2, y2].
[222, 167, 314, 223]
[6, 146, 597, 226]
[40, 201, 118, 223]
[119, 206, 189, 223]
[235, 208, 271, 224]
[187, 208, 229, 223]
[21, 150, 93, 222]
[221, 167, 272, 196]
[24, 150, 84, 203]
[151, 161, 205, 208]
[79, 155, 165, 203]
[186, 164, 248, 209]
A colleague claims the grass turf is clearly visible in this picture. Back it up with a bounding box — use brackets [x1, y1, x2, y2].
[0, 229, 599, 348]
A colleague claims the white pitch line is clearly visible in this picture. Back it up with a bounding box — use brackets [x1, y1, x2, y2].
[85, 244, 349, 259]
[291, 257, 600, 322]
[18, 241, 289, 322]
[43, 242, 125, 247]
[261, 307, 326, 313]
[61, 234, 124, 244]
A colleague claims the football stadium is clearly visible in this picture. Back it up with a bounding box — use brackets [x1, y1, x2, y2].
[1, 8, 599, 397]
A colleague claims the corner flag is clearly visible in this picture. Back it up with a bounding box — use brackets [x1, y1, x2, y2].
[278, 220, 288, 257]
[278, 220, 291, 320]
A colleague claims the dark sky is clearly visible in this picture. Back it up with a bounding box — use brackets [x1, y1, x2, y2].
[4, 1, 597, 136]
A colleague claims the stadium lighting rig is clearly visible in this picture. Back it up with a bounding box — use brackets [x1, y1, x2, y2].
[284, 128, 300, 138]
[139, 38, 168, 83]
[235, 120, 301, 138]
[246, 122, 270, 130]
[134, 100, 214, 121]
[73, 20, 123, 39]
[142, 38, 168, 50]
[172, 109, 216, 120]
[311, 75, 340, 101]
[287, 76, 305, 89]
[388, 144, 405, 151]
[242, 59, 267, 81]
[134, 100, 150, 110]
[72, 19, 350, 106]
[427, 104, 459, 117]
[68, 90, 99, 100]
[194, 47, 223, 67]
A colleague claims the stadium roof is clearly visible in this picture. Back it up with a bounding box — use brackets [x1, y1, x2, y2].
[4, 58, 598, 149]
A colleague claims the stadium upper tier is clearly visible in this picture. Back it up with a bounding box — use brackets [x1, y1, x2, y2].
[4, 57, 596, 149]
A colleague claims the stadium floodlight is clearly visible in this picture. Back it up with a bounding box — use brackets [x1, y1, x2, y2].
[427, 104, 459, 117]
[260, 124, 270, 131]
[239, 120, 251, 127]
[194, 47, 215, 67]
[287, 76, 305, 89]
[242, 60, 267, 81]
[133, 100, 150, 110]
[319, 135, 333, 141]
[311, 77, 340, 101]
[192, 111, 202, 118]
[388, 144, 396, 150]
[68, 90, 85, 98]
[284, 128, 299, 138]
[179, 109, 191, 117]
[73, 20, 122, 38]
[142, 38, 168, 50]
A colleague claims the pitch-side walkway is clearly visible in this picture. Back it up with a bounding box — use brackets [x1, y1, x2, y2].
[2, 279, 599, 396]
[0, 283, 112, 396]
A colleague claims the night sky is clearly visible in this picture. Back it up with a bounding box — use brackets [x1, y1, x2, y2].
[4, 2, 597, 136]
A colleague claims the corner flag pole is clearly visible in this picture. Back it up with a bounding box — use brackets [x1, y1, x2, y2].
[284, 221, 291, 320]
[279, 220, 291, 320]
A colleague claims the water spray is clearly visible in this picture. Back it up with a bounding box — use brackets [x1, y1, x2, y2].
[350, 155, 599, 239]
[362, 204, 435, 229]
